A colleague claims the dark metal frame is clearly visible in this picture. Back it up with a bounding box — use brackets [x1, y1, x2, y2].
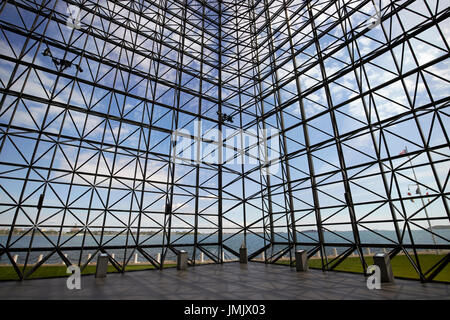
[0, 0, 448, 283]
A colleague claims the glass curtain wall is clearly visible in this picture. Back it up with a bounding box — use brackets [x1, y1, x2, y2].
[0, 0, 448, 282]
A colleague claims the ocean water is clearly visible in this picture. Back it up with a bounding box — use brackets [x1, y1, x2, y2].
[1, 229, 448, 265]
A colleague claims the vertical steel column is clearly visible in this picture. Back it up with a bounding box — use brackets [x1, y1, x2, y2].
[192, 3, 207, 266]
[305, 1, 366, 273]
[232, 0, 248, 248]
[261, 0, 298, 260]
[135, 1, 161, 267]
[279, 0, 327, 269]
[218, 0, 224, 263]
[248, 0, 276, 254]
[161, 0, 177, 269]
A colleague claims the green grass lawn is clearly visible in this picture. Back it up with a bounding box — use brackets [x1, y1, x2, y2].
[0, 263, 176, 281]
[276, 254, 450, 282]
[1, 255, 448, 282]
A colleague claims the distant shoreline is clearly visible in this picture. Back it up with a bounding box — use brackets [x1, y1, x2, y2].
[1, 225, 449, 237]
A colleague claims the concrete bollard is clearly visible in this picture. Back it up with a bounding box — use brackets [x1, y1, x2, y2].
[200, 252, 204, 263]
[317, 251, 321, 258]
[95, 253, 109, 278]
[222, 251, 225, 262]
[157, 253, 161, 263]
[366, 248, 371, 255]
[373, 253, 395, 283]
[177, 250, 188, 270]
[295, 250, 308, 272]
[239, 247, 247, 264]
[13, 255, 18, 263]
[37, 254, 43, 263]
[134, 253, 138, 264]
[333, 248, 338, 257]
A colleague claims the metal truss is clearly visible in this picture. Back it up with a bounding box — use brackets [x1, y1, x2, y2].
[0, 0, 448, 283]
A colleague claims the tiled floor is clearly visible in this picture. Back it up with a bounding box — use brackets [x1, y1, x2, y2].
[0, 262, 448, 300]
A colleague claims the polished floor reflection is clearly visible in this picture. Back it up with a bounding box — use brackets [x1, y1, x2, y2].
[0, 262, 448, 300]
